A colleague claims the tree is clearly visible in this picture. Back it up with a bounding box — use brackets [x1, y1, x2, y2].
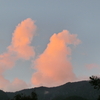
[13, 91, 38, 100]
[31, 92, 37, 100]
[89, 76, 100, 100]
[89, 76, 100, 90]
[14, 94, 22, 100]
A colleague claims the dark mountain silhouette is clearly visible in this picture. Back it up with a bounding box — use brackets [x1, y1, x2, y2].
[0, 90, 9, 100]
[0, 81, 99, 100]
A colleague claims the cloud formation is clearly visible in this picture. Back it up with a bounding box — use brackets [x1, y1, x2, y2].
[0, 19, 81, 91]
[4, 78, 28, 92]
[0, 18, 36, 91]
[32, 30, 81, 87]
[0, 75, 9, 90]
[86, 64, 99, 70]
[8, 18, 36, 60]
[0, 75, 28, 92]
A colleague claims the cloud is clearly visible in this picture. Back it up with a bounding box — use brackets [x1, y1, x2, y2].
[4, 78, 28, 92]
[0, 75, 28, 92]
[0, 18, 36, 72]
[0, 75, 10, 90]
[86, 64, 99, 70]
[31, 30, 81, 87]
[0, 18, 36, 91]
[8, 18, 36, 60]
[0, 53, 16, 74]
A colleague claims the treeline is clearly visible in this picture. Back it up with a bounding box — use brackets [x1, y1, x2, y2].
[9, 91, 37, 100]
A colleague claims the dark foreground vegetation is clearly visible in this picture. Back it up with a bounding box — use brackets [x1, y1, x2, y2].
[10, 93, 88, 100]
[9, 91, 37, 100]
[89, 76, 100, 100]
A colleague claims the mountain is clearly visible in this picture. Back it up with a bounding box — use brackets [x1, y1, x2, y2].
[2, 81, 100, 100]
[0, 90, 9, 100]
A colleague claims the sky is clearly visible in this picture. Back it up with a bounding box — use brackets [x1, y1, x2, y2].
[0, 0, 100, 92]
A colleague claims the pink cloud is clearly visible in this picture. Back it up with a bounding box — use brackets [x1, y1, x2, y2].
[0, 75, 10, 90]
[8, 18, 36, 60]
[0, 18, 36, 91]
[4, 78, 28, 92]
[0, 76, 28, 92]
[86, 64, 99, 70]
[0, 18, 36, 72]
[31, 30, 81, 87]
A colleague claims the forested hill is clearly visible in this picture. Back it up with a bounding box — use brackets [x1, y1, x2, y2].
[0, 90, 9, 100]
[0, 81, 100, 100]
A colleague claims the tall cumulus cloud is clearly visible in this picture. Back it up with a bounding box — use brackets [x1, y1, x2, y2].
[31, 30, 81, 87]
[0, 18, 36, 91]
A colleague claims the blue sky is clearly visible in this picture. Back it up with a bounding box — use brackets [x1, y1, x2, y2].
[0, 1, 100, 91]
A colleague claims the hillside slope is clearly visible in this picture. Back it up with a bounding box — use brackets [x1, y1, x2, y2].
[0, 90, 9, 100]
[5, 81, 100, 100]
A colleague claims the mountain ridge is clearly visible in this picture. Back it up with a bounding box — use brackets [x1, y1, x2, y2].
[0, 80, 99, 100]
